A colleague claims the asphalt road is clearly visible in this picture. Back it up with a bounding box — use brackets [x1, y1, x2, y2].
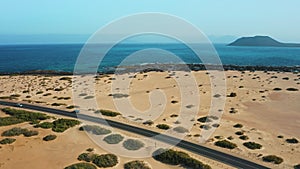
[0, 100, 270, 169]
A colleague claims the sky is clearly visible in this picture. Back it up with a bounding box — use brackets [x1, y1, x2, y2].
[0, 0, 299, 43]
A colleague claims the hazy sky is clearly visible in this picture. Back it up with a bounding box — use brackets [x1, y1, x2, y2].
[0, 0, 299, 43]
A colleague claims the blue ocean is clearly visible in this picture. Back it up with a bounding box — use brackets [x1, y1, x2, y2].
[0, 43, 300, 73]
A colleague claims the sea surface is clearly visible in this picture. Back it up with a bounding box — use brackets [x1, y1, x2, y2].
[0, 43, 300, 73]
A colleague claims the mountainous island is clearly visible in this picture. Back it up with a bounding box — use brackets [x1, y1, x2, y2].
[228, 36, 300, 47]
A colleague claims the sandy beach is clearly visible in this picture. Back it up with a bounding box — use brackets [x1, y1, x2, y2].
[0, 70, 299, 169]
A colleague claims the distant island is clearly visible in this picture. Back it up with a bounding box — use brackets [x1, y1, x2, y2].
[228, 36, 300, 47]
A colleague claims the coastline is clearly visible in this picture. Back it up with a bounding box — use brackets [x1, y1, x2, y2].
[0, 64, 299, 76]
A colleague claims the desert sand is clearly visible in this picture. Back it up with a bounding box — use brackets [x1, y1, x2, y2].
[0, 70, 299, 169]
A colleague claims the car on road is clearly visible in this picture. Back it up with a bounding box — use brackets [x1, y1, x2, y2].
[16, 103, 23, 107]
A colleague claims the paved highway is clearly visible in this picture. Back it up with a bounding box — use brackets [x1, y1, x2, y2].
[0, 100, 270, 169]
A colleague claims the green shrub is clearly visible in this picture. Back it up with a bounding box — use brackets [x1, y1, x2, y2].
[123, 139, 144, 150]
[243, 142, 262, 150]
[239, 135, 249, 140]
[86, 148, 94, 152]
[36, 91, 43, 94]
[52, 119, 80, 132]
[23, 130, 39, 137]
[54, 88, 64, 91]
[60, 77, 72, 81]
[227, 92, 237, 97]
[286, 88, 299, 91]
[34, 122, 53, 129]
[200, 125, 212, 130]
[43, 134, 57, 141]
[66, 105, 76, 109]
[294, 164, 300, 169]
[43, 93, 52, 96]
[64, 162, 97, 169]
[92, 154, 118, 168]
[262, 155, 283, 164]
[1, 127, 28, 136]
[286, 138, 299, 144]
[235, 131, 244, 135]
[77, 153, 97, 162]
[124, 160, 151, 169]
[142, 120, 154, 126]
[215, 140, 237, 149]
[156, 124, 170, 130]
[0, 117, 24, 126]
[51, 103, 65, 106]
[1, 108, 50, 122]
[273, 88, 282, 91]
[173, 126, 188, 133]
[153, 149, 211, 169]
[233, 123, 243, 128]
[84, 96, 94, 99]
[79, 125, 111, 135]
[197, 116, 212, 123]
[103, 134, 124, 144]
[95, 109, 121, 117]
[0, 138, 16, 144]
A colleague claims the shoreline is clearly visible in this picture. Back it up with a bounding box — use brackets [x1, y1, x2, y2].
[0, 64, 299, 76]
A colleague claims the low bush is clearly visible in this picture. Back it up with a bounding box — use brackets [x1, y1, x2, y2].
[109, 93, 129, 98]
[294, 164, 300, 169]
[153, 149, 211, 169]
[51, 103, 66, 106]
[79, 125, 111, 135]
[286, 88, 299, 91]
[286, 138, 299, 144]
[227, 92, 237, 97]
[52, 119, 80, 132]
[43, 93, 52, 96]
[235, 131, 244, 135]
[262, 155, 283, 164]
[233, 123, 243, 128]
[78, 153, 97, 162]
[66, 105, 76, 109]
[0, 117, 24, 126]
[200, 125, 212, 130]
[86, 148, 94, 152]
[43, 134, 57, 141]
[1, 108, 50, 122]
[1, 127, 28, 136]
[156, 124, 170, 130]
[64, 162, 97, 169]
[215, 140, 237, 149]
[34, 122, 53, 129]
[36, 91, 43, 94]
[94, 109, 121, 117]
[84, 96, 94, 99]
[0, 138, 16, 144]
[173, 126, 188, 133]
[243, 142, 262, 149]
[123, 139, 144, 150]
[197, 116, 212, 123]
[103, 134, 124, 144]
[239, 135, 249, 140]
[92, 154, 118, 168]
[60, 77, 72, 81]
[23, 130, 39, 137]
[54, 88, 64, 91]
[142, 120, 154, 126]
[124, 160, 151, 169]
[212, 123, 220, 128]
[273, 88, 282, 91]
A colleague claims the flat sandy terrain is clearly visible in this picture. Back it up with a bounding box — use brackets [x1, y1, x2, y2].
[0, 70, 299, 169]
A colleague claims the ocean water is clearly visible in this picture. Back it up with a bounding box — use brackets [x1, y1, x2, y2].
[0, 43, 300, 73]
